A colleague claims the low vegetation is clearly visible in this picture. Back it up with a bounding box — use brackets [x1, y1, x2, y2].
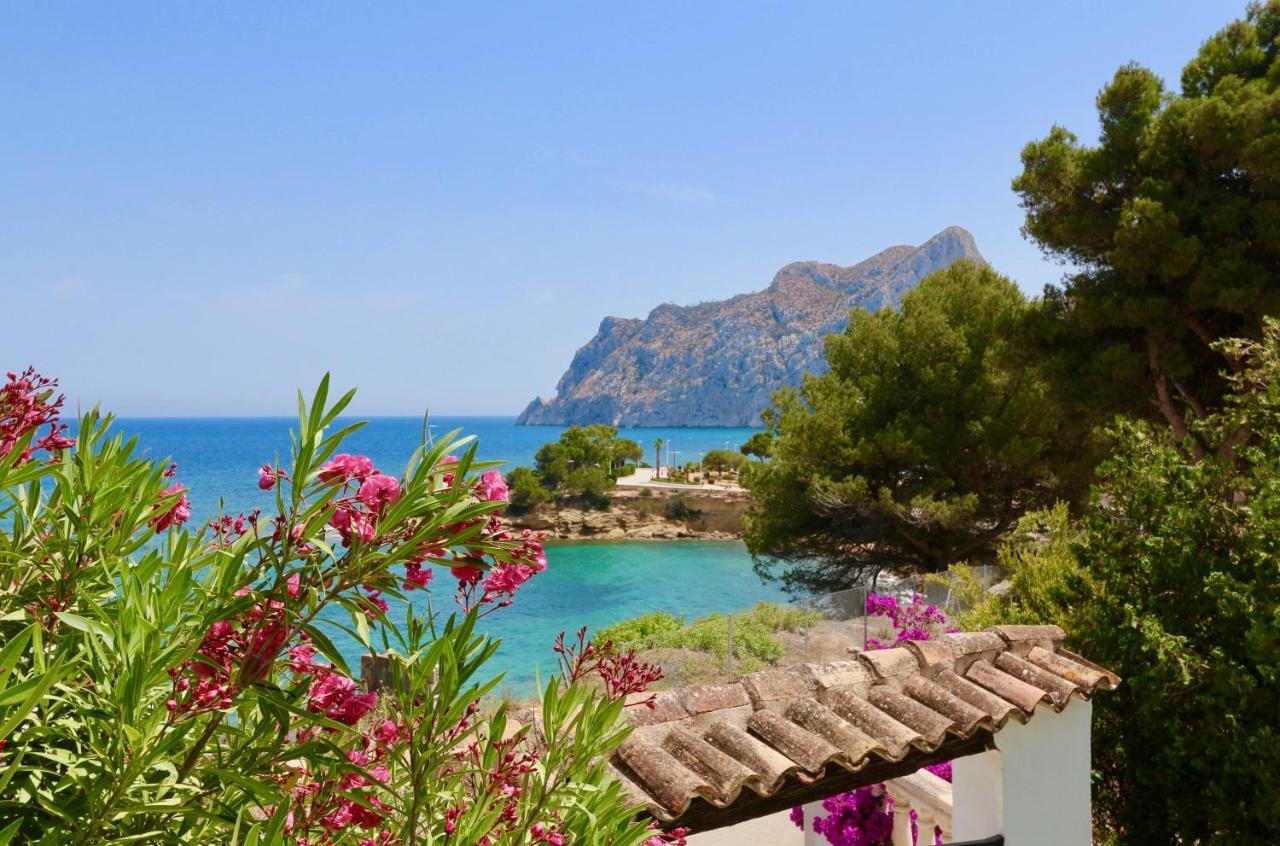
[597, 602, 818, 672]
[506, 424, 643, 511]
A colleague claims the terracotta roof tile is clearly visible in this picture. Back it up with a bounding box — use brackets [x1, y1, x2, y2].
[747, 708, 839, 772]
[613, 625, 1118, 826]
[964, 657, 1051, 713]
[857, 646, 919, 682]
[685, 683, 751, 714]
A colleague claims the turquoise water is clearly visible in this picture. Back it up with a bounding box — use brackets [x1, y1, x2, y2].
[93, 417, 773, 693]
[321, 541, 788, 692]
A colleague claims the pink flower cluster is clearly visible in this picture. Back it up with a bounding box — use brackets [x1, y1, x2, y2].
[555, 627, 665, 708]
[258, 463, 287, 490]
[281, 643, 380, 728]
[319, 454, 402, 546]
[207, 509, 260, 548]
[277, 709, 404, 842]
[0, 368, 75, 465]
[149, 481, 192, 533]
[863, 593, 951, 649]
[476, 469, 509, 502]
[166, 576, 302, 718]
[802, 784, 894, 846]
[451, 522, 549, 616]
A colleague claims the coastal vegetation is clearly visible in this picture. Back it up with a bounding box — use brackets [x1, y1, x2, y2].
[506, 424, 643, 511]
[949, 321, 1280, 841]
[597, 602, 819, 674]
[745, 260, 1076, 592]
[0, 374, 681, 845]
[745, 5, 1280, 842]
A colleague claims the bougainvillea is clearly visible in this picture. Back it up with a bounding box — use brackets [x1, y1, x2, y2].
[798, 592, 952, 846]
[0, 370, 686, 845]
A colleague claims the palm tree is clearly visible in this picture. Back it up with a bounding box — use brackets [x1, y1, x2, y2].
[653, 438, 664, 480]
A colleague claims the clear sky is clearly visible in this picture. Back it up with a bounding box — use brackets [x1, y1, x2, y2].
[0, 1, 1247, 416]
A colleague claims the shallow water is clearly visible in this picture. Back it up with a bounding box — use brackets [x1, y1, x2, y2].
[320, 540, 790, 693]
[96, 418, 778, 693]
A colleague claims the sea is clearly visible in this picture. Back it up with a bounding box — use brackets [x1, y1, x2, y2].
[108, 417, 784, 691]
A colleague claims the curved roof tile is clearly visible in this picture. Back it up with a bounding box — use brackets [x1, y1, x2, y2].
[612, 625, 1119, 825]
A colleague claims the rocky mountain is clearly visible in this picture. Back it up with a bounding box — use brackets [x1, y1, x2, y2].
[517, 227, 985, 427]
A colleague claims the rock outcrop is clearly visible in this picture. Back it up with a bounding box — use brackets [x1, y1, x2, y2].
[517, 227, 984, 427]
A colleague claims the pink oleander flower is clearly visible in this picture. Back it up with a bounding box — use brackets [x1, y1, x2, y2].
[330, 504, 377, 545]
[149, 483, 192, 533]
[308, 671, 378, 726]
[0, 368, 76, 464]
[403, 561, 434, 591]
[319, 453, 375, 483]
[357, 473, 401, 512]
[483, 563, 533, 597]
[288, 643, 319, 675]
[258, 463, 279, 490]
[477, 469, 509, 502]
[240, 618, 289, 684]
[451, 564, 484, 584]
[436, 453, 459, 485]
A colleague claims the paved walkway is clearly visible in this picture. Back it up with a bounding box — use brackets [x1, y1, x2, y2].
[615, 467, 745, 493]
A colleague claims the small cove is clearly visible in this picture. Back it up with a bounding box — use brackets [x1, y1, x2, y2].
[319, 540, 789, 693]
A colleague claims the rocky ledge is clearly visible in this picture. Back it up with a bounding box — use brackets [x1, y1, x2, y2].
[503, 489, 749, 541]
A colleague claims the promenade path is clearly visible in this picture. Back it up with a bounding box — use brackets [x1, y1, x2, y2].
[614, 467, 745, 493]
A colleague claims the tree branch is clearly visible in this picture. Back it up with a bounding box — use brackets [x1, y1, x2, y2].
[1149, 340, 1208, 460]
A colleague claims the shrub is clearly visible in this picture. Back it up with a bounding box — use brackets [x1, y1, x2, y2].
[952, 321, 1280, 841]
[663, 495, 701, 521]
[506, 465, 550, 513]
[598, 603, 818, 670]
[0, 371, 684, 845]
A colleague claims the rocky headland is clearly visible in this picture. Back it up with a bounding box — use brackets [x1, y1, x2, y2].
[517, 226, 985, 427]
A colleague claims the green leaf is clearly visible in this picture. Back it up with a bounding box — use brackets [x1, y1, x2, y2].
[54, 612, 116, 649]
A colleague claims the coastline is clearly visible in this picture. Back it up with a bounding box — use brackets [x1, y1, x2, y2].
[503, 486, 750, 541]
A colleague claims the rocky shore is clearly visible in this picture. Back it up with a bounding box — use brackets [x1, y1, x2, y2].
[503, 487, 750, 541]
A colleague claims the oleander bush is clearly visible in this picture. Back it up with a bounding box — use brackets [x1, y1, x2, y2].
[0, 371, 681, 845]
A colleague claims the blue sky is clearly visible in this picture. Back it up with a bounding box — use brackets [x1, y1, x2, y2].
[0, 2, 1246, 415]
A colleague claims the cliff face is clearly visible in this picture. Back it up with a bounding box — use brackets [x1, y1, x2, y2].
[517, 227, 984, 427]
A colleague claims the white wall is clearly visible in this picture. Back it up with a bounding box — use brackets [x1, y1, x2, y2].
[953, 699, 1093, 846]
[686, 809, 805, 846]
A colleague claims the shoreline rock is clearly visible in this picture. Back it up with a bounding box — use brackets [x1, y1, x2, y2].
[504, 488, 749, 541]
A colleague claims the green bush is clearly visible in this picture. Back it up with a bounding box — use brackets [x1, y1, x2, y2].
[953, 321, 1280, 842]
[598, 602, 818, 669]
[506, 465, 550, 513]
[664, 495, 702, 521]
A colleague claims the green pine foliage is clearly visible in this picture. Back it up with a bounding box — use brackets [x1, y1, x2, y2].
[1013, 1, 1280, 457]
[744, 260, 1076, 591]
[952, 320, 1280, 842]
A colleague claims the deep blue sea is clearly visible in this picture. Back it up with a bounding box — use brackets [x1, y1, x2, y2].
[106, 417, 781, 692]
